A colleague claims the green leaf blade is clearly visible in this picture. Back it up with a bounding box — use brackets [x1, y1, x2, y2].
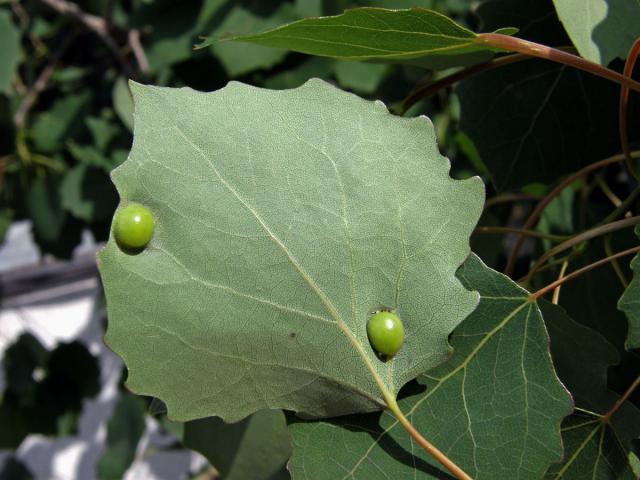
[98, 79, 484, 423]
[287, 255, 573, 479]
[209, 8, 489, 64]
[552, 0, 640, 65]
[618, 226, 640, 350]
[0, 10, 20, 93]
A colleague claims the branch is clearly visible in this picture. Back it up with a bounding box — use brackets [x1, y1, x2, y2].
[602, 375, 640, 423]
[477, 34, 640, 93]
[504, 150, 640, 276]
[38, 0, 138, 78]
[619, 38, 640, 179]
[474, 226, 568, 241]
[528, 246, 640, 301]
[128, 29, 149, 74]
[484, 193, 541, 209]
[524, 215, 640, 283]
[14, 35, 74, 128]
[400, 52, 529, 114]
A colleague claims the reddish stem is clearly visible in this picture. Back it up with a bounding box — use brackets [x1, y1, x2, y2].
[504, 153, 635, 276]
[477, 34, 640, 93]
[619, 38, 640, 179]
[528, 246, 640, 301]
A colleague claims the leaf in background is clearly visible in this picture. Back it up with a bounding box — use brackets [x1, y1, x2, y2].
[87, 116, 121, 152]
[552, 0, 640, 65]
[130, 0, 205, 73]
[618, 225, 640, 350]
[183, 410, 291, 480]
[287, 254, 572, 479]
[98, 79, 484, 422]
[332, 61, 390, 94]
[208, 8, 506, 70]
[553, 232, 635, 352]
[98, 393, 147, 480]
[208, 3, 297, 76]
[0, 10, 21, 94]
[68, 143, 113, 171]
[0, 337, 101, 448]
[541, 301, 640, 478]
[30, 91, 92, 153]
[113, 78, 134, 131]
[60, 164, 118, 222]
[262, 57, 335, 90]
[26, 174, 66, 243]
[0, 208, 14, 245]
[458, 0, 639, 191]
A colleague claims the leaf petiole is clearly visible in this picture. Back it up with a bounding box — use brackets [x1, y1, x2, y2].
[476, 34, 640, 94]
[384, 394, 473, 480]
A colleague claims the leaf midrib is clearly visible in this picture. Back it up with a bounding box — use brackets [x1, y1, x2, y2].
[169, 113, 394, 406]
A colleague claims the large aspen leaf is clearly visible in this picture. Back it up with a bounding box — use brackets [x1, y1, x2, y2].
[98, 79, 483, 422]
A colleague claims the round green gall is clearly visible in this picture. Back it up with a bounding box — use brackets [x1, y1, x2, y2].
[366, 310, 405, 358]
[113, 203, 154, 251]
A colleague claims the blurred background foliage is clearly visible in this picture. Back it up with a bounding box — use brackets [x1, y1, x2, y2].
[0, 0, 478, 260]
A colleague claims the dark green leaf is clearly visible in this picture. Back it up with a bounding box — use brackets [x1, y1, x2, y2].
[0, 10, 21, 93]
[0, 337, 101, 448]
[333, 61, 390, 94]
[113, 78, 134, 131]
[0, 208, 14, 245]
[98, 394, 147, 480]
[208, 3, 297, 76]
[60, 164, 118, 222]
[209, 8, 505, 70]
[287, 254, 572, 479]
[183, 410, 291, 480]
[552, 0, 640, 65]
[86, 116, 121, 152]
[30, 91, 92, 153]
[26, 174, 66, 243]
[542, 301, 640, 478]
[618, 225, 640, 350]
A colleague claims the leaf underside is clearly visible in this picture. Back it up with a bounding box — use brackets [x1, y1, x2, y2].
[98, 78, 484, 422]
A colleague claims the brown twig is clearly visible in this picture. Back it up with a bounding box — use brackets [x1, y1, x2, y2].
[551, 260, 569, 304]
[524, 215, 640, 284]
[528, 246, 640, 301]
[38, 0, 140, 79]
[128, 29, 149, 74]
[474, 226, 568, 241]
[400, 48, 577, 115]
[504, 151, 640, 276]
[400, 53, 530, 114]
[602, 375, 640, 423]
[484, 193, 541, 209]
[14, 35, 74, 128]
[619, 38, 640, 179]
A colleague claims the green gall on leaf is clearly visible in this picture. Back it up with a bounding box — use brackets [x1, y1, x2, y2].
[113, 203, 154, 251]
[367, 310, 405, 358]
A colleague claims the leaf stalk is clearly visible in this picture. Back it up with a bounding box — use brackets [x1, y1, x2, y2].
[385, 395, 473, 480]
[476, 34, 640, 93]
